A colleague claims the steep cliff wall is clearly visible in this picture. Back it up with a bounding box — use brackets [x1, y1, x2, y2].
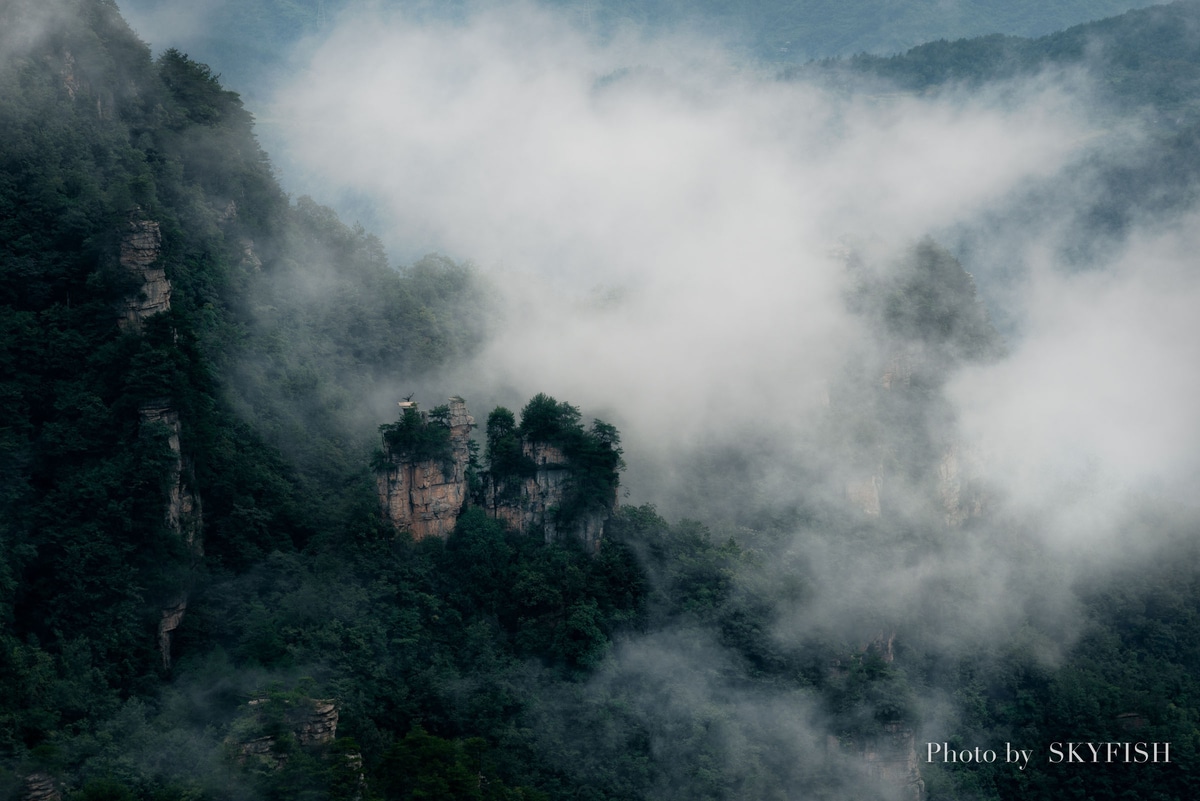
[857, 722, 926, 801]
[377, 398, 475, 540]
[377, 398, 615, 550]
[23, 773, 61, 801]
[119, 213, 171, 329]
[936, 443, 986, 527]
[484, 440, 608, 552]
[139, 402, 202, 669]
[233, 697, 340, 768]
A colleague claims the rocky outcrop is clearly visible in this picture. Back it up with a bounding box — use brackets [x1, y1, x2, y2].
[52, 46, 111, 117]
[377, 398, 475, 540]
[936, 444, 985, 528]
[236, 736, 279, 766]
[139, 403, 202, 551]
[239, 237, 262, 271]
[234, 697, 340, 768]
[139, 402, 202, 669]
[59, 48, 81, 100]
[829, 725, 924, 801]
[858, 722, 925, 801]
[294, 699, 339, 745]
[863, 631, 896, 663]
[1116, 711, 1149, 730]
[23, 773, 60, 801]
[484, 441, 605, 551]
[826, 633, 923, 801]
[156, 596, 188, 671]
[377, 398, 615, 551]
[119, 213, 170, 329]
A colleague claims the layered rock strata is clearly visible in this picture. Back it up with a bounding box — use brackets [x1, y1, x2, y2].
[139, 402, 202, 669]
[484, 441, 607, 552]
[377, 398, 614, 551]
[235, 697, 340, 768]
[119, 214, 171, 329]
[24, 773, 61, 801]
[377, 398, 475, 541]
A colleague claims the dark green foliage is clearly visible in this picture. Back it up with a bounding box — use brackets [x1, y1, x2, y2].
[75, 778, 135, 801]
[880, 239, 1000, 361]
[7, 3, 1200, 801]
[150, 513, 644, 797]
[512, 395, 623, 528]
[441, 509, 642, 669]
[484, 407, 531, 483]
[0, 0, 482, 783]
[516, 394, 582, 444]
[904, 530, 1200, 801]
[609, 505, 791, 674]
[378, 726, 483, 800]
[478, 395, 623, 529]
[380, 407, 453, 464]
[377, 726, 548, 801]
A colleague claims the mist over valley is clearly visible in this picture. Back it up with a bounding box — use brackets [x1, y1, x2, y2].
[3, 2, 1200, 800]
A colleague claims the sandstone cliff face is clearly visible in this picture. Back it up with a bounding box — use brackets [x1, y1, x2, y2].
[119, 214, 171, 329]
[23, 773, 60, 801]
[483, 440, 607, 552]
[937, 443, 985, 528]
[234, 697, 340, 768]
[825, 634, 924, 801]
[377, 398, 475, 541]
[858, 722, 926, 801]
[139, 402, 202, 669]
[139, 404, 203, 551]
[294, 699, 339, 745]
[239, 237, 262, 271]
[828, 724, 924, 801]
[377, 398, 614, 550]
[836, 342, 988, 526]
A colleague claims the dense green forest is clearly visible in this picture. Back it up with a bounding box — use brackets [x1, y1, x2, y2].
[3, 1, 1200, 800]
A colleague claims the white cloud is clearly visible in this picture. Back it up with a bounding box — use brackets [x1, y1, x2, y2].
[270, 1, 1090, 468]
[949, 218, 1200, 547]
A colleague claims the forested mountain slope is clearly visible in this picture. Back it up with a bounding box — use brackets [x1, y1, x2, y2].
[817, 0, 1200, 127]
[791, 0, 1200, 271]
[3, 2, 1200, 801]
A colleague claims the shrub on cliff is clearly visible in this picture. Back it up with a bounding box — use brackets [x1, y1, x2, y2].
[484, 406, 532, 482]
[481, 396, 623, 529]
[378, 405, 453, 465]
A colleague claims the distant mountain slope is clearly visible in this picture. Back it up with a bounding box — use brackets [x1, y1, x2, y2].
[6, 5, 1200, 801]
[117, 0, 1164, 104]
[612, 0, 1167, 61]
[0, 0, 481, 718]
[825, 0, 1200, 127]
[789, 0, 1200, 266]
